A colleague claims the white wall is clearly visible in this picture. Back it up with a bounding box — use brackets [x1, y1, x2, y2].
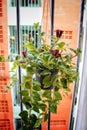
[8, 7, 42, 25]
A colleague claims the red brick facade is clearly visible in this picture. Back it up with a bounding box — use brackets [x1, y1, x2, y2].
[0, 0, 14, 129]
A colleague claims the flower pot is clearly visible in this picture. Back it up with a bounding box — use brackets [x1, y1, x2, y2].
[36, 69, 58, 90]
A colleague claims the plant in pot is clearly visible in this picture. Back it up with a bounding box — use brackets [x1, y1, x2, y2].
[3, 23, 81, 130]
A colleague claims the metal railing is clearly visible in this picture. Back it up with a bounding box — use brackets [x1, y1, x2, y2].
[9, 0, 42, 7]
[9, 25, 41, 54]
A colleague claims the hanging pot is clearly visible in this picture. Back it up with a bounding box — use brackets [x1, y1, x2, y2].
[36, 69, 58, 90]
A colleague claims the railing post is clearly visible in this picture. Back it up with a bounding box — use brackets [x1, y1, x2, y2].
[16, 0, 23, 127]
[48, 0, 55, 130]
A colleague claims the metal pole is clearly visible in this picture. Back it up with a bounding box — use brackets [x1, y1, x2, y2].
[50, 0, 54, 36]
[48, 0, 54, 130]
[16, 0, 23, 112]
[69, 0, 85, 129]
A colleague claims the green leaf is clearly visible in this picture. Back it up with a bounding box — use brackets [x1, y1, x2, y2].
[32, 92, 41, 101]
[72, 71, 78, 79]
[40, 70, 51, 75]
[41, 32, 45, 36]
[70, 48, 81, 55]
[32, 104, 40, 113]
[58, 42, 65, 49]
[38, 103, 47, 111]
[64, 54, 72, 62]
[29, 114, 37, 126]
[22, 97, 31, 109]
[61, 78, 67, 88]
[22, 125, 29, 130]
[20, 90, 29, 96]
[26, 66, 34, 73]
[43, 75, 52, 87]
[34, 119, 42, 128]
[75, 48, 82, 55]
[44, 113, 48, 121]
[25, 43, 35, 51]
[25, 81, 31, 89]
[24, 102, 31, 109]
[51, 75, 58, 85]
[42, 90, 51, 98]
[4, 86, 10, 91]
[34, 22, 39, 29]
[54, 91, 62, 100]
[15, 55, 20, 60]
[0, 56, 5, 61]
[19, 110, 28, 123]
[11, 61, 19, 71]
[65, 87, 71, 92]
[50, 104, 57, 113]
[33, 80, 41, 91]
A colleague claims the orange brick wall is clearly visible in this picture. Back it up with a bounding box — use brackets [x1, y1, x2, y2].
[42, 0, 80, 130]
[0, 0, 14, 129]
[0, 0, 80, 129]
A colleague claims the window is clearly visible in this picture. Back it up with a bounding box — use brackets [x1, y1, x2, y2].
[9, 0, 42, 7]
[9, 25, 41, 54]
[0, 0, 2, 16]
[9, 0, 16, 6]
[0, 119, 10, 129]
[62, 30, 73, 39]
[0, 26, 3, 42]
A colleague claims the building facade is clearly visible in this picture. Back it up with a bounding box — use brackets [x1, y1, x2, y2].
[0, 0, 14, 129]
[0, 0, 82, 130]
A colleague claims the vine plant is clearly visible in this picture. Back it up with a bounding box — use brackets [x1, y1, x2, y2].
[0, 23, 81, 130]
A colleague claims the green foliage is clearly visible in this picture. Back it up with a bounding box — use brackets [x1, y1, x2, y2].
[0, 56, 5, 61]
[6, 23, 81, 129]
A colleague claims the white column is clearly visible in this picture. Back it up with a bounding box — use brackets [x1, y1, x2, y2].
[75, 21, 87, 130]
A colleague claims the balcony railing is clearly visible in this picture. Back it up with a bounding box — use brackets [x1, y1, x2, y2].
[9, 25, 41, 55]
[9, 0, 42, 7]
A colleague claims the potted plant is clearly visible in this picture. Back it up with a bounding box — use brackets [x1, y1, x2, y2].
[1, 23, 81, 130]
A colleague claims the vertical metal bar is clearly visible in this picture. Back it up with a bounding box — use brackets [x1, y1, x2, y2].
[16, 0, 23, 112]
[50, 0, 54, 36]
[24, 0, 25, 6]
[69, 0, 85, 129]
[48, 1, 55, 130]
